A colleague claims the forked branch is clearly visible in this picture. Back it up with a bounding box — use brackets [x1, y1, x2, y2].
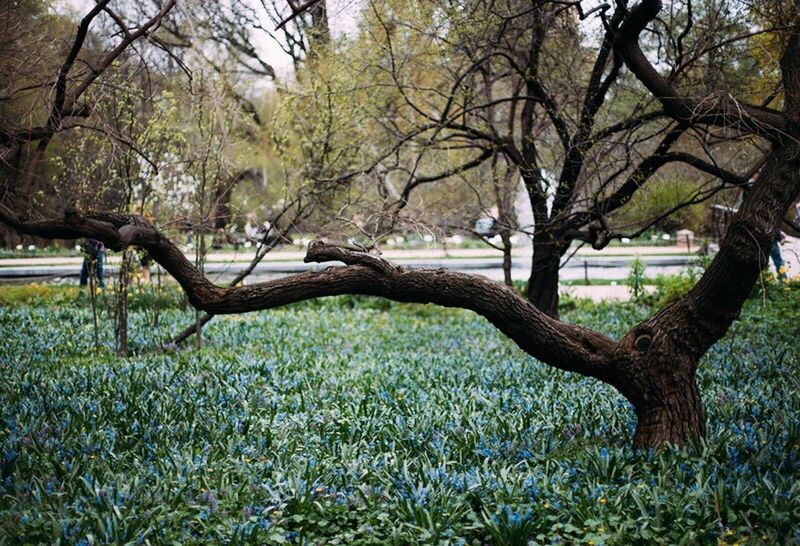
[615, 0, 795, 141]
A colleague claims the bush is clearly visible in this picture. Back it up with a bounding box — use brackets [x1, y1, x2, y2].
[626, 257, 647, 302]
[646, 256, 714, 309]
[750, 269, 800, 309]
[0, 284, 80, 307]
[0, 283, 187, 311]
[608, 177, 711, 235]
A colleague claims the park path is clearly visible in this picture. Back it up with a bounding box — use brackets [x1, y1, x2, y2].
[2, 237, 797, 302]
[0, 242, 705, 267]
[562, 284, 656, 302]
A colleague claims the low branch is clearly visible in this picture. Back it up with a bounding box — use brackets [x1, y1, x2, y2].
[0, 203, 616, 382]
[169, 221, 295, 346]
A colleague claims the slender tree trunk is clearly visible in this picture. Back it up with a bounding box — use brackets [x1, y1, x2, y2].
[115, 250, 130, 356]
[195, 226, 205, 350]
[153, 264, 161, 328]
[526, 241, 563, 317]
[500, 230, 513, 287]
[88, 261, 99, 352]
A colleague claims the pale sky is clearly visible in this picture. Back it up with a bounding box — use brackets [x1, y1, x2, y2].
[58, 0, 362, 79]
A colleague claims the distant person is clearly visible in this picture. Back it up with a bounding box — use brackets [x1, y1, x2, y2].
[185, 220, 194, 247]
[79, 239, 105, 288]
[770, 229, 787, 281]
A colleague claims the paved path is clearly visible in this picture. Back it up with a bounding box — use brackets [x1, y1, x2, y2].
[781, 236, 800, 278]
[562, 284, 657, 302]
[0, 243, 702, 267]
[0, 255, 699, 282]
[2, 238, 797, 300]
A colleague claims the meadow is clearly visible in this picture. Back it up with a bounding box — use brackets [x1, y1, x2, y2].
[0, 285, 799, 545]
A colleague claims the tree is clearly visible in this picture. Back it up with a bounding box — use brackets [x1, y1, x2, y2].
[0, 0, 178, 230]
[343, 0, 765, 317]
[1, 0, 799, 449]
[156, 0, 333, 234]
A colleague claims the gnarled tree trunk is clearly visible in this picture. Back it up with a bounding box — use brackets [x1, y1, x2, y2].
[612, 326, 706, 448]
[1, 145, 797, 448]
[632, 376, 704, 448]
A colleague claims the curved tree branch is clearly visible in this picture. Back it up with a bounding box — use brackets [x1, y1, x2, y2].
[0, 202, 617, 382]
[615, 0, 795, 141]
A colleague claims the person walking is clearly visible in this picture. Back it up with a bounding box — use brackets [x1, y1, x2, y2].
[79, 239, 105, 288]
[770, 229, 787, 281]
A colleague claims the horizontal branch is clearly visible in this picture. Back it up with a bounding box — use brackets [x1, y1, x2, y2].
[0, 204, 617, 383]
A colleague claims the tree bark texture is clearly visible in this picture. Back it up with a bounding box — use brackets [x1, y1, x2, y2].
[526, 241, 564, 318]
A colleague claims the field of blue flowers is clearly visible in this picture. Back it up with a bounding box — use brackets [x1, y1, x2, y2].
[1, 289, 799, 545]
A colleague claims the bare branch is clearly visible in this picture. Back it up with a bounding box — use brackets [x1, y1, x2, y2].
[615, 0, 794, 141]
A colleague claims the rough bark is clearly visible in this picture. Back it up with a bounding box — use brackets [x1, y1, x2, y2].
[526, 241, 564, 318]
[606, 0, 800, 447]
[0, 204, 618, 381]
[115, 250, 131, 357]
[500, 230, 513, 287]
[607, 146, 799, 448]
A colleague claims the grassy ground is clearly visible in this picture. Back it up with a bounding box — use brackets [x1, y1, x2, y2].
[0, 284, 799, 545]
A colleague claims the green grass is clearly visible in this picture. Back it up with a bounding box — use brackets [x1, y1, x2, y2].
[0, 292, 799, 545]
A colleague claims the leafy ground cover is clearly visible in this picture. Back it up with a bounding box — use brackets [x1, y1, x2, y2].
[0, 289, 799, 545]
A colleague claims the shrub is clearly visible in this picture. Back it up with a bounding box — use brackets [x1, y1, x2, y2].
[608, 177, 711, 235]
[0, 284, 80, 307]
[626, 256, 647, 302]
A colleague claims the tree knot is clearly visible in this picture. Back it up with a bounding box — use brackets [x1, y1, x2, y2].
[634, 333, 652, 353]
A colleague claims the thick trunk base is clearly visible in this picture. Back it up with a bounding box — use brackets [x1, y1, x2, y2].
[632, 378, 704, 448]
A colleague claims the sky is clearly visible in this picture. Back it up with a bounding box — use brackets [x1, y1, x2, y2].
[59, 0, 362, 79]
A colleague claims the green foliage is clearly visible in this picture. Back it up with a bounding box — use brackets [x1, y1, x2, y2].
[751, 269, 800, 310]
[647, 259, 710, 309]
[609, 178, 711, 235]
[0, 246, 78, 259]
[626, 257, 647, 302]
[651, 273, 696, 308]
[0, 283, 186, 312]
[0, 284, 80, 308]
[0, 297, 798, 544]
[648, 256, 799, 311]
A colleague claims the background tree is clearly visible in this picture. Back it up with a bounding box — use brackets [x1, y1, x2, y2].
[337, 0, 767, 316]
